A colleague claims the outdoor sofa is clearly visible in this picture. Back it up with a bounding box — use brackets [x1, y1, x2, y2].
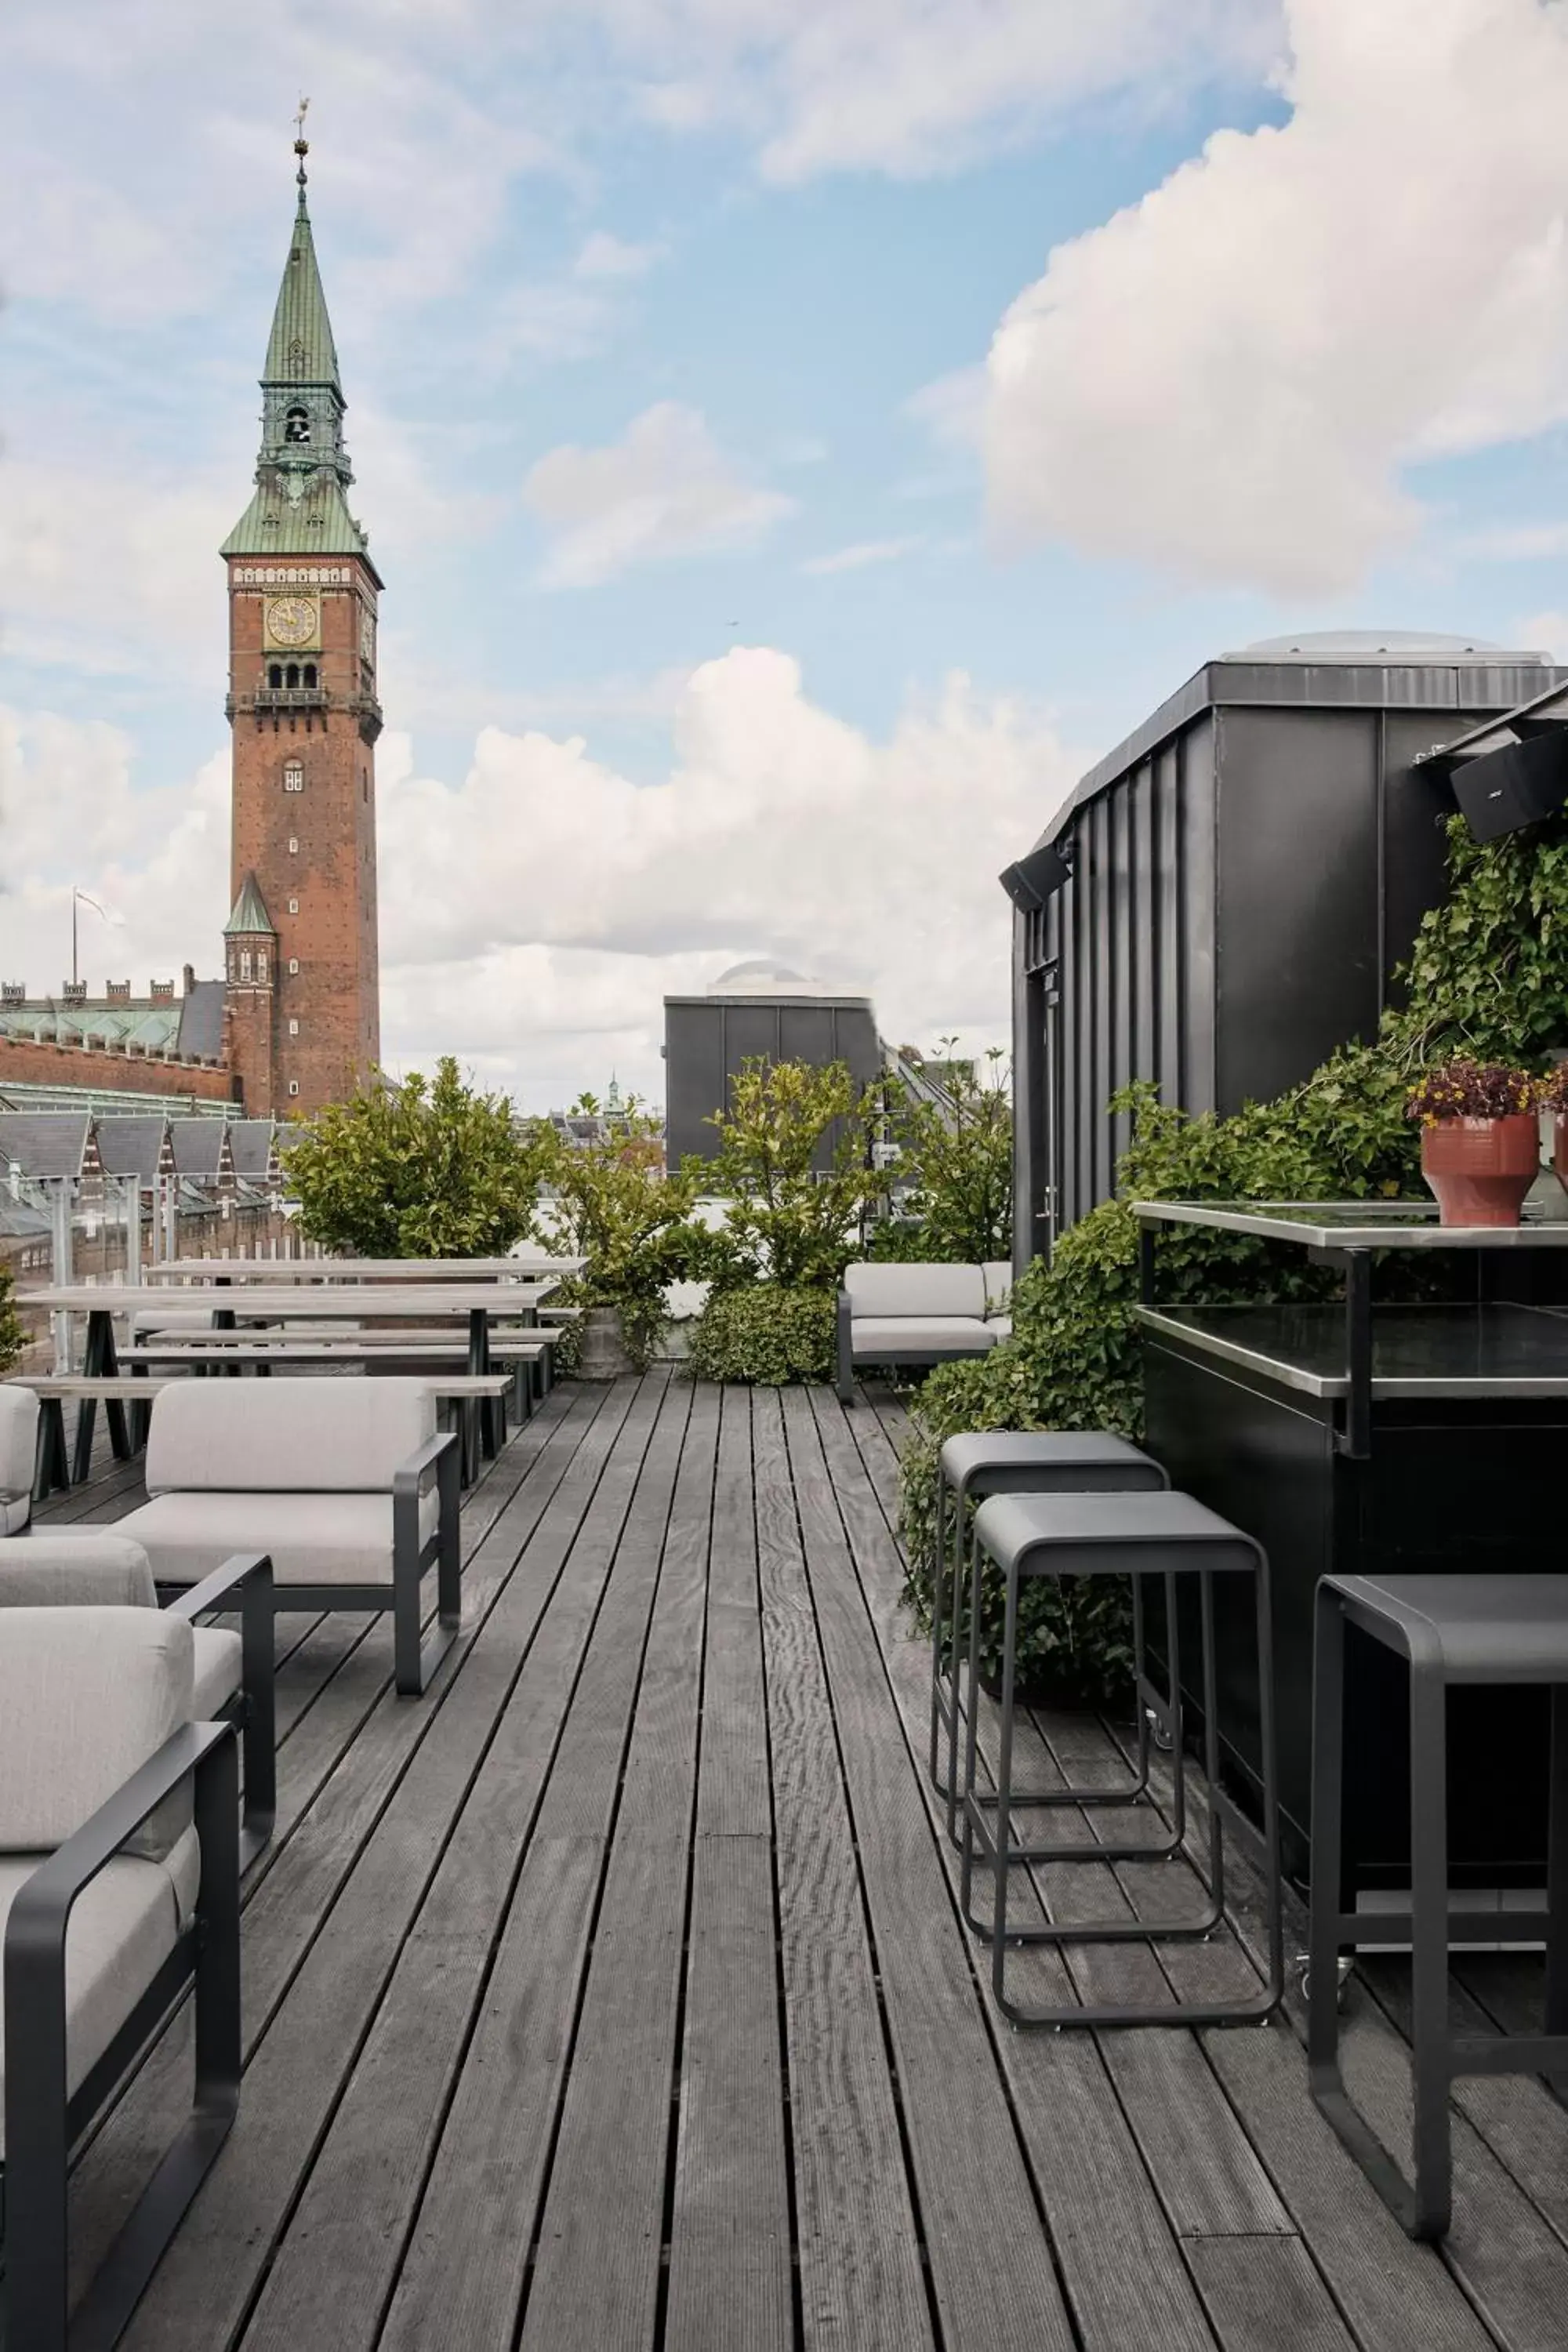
[836, 1261, 1014, 1403]
[0, 1534, 275, 1867]
[0, 1606, 240, 2350]
[114, 1378, 461, 1695]
[0, 1382, 36, 1533]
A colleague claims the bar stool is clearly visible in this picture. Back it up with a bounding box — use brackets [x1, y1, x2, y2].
[959, 1488, 1283, 2029]
[931, 1432, 1169, 1847]
[1309, 1573, 1568, 2240]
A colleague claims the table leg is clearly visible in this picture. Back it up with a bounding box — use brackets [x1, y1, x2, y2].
[1547, 1688, 1568, 2040]
[470, 1309, 498, 1457]
[71, 1311, 130, 1481]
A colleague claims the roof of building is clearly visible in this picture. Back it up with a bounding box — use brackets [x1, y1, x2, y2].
[264, 178, 341, 389]
[697, 958, 869, 1003]
[0, 998, 186, 1054]
[0, 1112, 93, 1181]
[176, 980, 227, 1063]
[93, 1115, 172, 1184]
[220, 470, 370, 561]
[169, 1121, 228, 1178]
[227, 1119, 278, 1178]
[225, 872, 277, 938]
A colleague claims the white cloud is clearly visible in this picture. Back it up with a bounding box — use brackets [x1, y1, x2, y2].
[800, 535, 923, 575]
[601, 0, 1279, 180]
[522, 404, 795, 586]
[1516, 610, 1568, 662]
[982, 0, 1568, 596]
[574, 230, 666, 279]
[1465, 521, 1568, 564]
[0, 651, 1079, 1101]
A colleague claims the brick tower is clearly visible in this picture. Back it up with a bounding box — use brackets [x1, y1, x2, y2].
[220, 125, 383, 1116]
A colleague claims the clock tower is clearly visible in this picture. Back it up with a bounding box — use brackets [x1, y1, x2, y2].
[220, 127, 383, 1117]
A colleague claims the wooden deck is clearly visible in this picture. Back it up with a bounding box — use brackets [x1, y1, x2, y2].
[31, 1370, 1568, 2351]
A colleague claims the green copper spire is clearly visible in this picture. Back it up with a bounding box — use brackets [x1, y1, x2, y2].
[222, 124, 378, 573]
[224, 871, 276, 937]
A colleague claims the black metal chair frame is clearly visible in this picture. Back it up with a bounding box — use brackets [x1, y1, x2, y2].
[161, 1552, 276, 1869]
[234, 1430, 461, 1697]
[1308, 1573, 1568, 2241]
[929, 1440, 1174, 1851]
[957, 1500, 1285, 2028]
[2, 1718, 241, 2352]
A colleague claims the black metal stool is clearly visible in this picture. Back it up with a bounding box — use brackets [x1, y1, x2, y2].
[1309, 1572, 1568, 2240]
[958, 1488, 1283, 2028]
[931, 1432, 1169, 1847]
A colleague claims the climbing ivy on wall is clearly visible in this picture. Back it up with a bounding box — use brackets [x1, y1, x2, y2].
[899, 809, 1568, 1701]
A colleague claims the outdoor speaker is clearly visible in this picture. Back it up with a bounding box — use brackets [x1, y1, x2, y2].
[1451, 730, 1568, 842]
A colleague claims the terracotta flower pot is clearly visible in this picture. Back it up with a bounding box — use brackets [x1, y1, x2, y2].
[1555, 1114, 1568, 1196]
[1421, 1114, 1540, 1227]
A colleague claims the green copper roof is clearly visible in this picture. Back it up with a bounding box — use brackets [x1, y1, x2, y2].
[264, 183, 341, 390]
[224, 872, 276, 937]
[223, 157, 380, 578]
[221, 470, 369, 559]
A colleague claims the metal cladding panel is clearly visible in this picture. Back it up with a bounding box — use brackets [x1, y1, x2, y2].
[663, 1000, 729, 1164]
[1214, 707, 1381, 1113]
[778, 1004, 835, 1065]
[1178, 715, 1218, 1118]
[724, 1004, 779, 1075]
[1090, 794, 1113, 1206]
[1156, 740, 1182, 1112]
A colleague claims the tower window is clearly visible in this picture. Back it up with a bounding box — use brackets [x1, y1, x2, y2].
[239, 949, 252, 982]
[289, 1080, 300, 1097]
[288, 957, 299, 975]
[288, 838, 299, 855]
[283, 760, 303, 793]
[285, 662, 299, 688]
[289, 1018, 300, 1036]
[303, 662, 317, 688]
[288, 898, 299, 915]
[284, 405, 310, 445]
[268, 664, 284, 688]
[257, 951, 267, 982]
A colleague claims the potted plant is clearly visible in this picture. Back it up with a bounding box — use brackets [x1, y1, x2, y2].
[1405, 1058, 1541, 1226]
[535, 1094, 700, 1374]
[1539, 1062, 1568, 1196]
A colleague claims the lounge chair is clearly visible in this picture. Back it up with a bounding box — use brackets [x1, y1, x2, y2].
[114, 1378, 460, 1695]
[0, 1607, 240, 2350]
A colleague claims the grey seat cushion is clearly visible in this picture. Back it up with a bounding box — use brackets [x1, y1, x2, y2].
[851, 1316, 996, 1356]
[844, 1263, 987, 1320]
[191, 1625, 243, 1716]
[0, 1849, 192, 2154]
[118, 1488, 437, 1588]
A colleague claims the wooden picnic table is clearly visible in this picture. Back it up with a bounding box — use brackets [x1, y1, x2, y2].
[143, 1254, 584, 1283]
[30, 1283, 560, 1478]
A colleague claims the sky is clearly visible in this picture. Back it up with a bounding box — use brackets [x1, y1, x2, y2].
[6, 0, 1568, 1109]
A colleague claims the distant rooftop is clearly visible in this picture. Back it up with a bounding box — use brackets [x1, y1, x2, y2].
[1222, 628, 1531, 663]
[706, 959, 863, 1000]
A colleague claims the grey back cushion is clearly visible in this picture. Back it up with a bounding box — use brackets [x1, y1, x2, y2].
[0, 1533, 157, 1610]
[147, 1376, 436, 1494]
[982, 1261, 1014, 1311]
[0, 1607, 192, 1853]
[0, 1385, 38, 1504]
[844, 1262, 986, 1320]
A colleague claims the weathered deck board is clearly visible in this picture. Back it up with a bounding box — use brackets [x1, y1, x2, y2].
[24, 1370, 1568, 2352]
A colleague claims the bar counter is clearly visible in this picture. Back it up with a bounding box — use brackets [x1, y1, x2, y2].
[1134, 1203, 1568, 1893]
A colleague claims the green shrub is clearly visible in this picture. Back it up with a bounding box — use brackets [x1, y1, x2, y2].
[882, 1040, 1012, 1261]
[686, 1058, 877, 1292]
[283, 1058, 543, 1257]
[535, 1094, 701, 1370]
[687, 1284, 836, 1384]
[899, 808, 1568, 1708]
[0, 1265, 24, 1374]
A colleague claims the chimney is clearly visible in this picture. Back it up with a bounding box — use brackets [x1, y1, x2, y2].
[151, 978, 174, 1003]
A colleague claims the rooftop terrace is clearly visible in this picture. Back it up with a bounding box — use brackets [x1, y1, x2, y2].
[30, 1373, 1568, 2352]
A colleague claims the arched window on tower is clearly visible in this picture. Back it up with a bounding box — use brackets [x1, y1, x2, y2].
[303, 662, 318, 688]
[285, 663, 299, 688]
[284, 405, 310, 445]
[283, 759, 303, 793]
[239, 949, 253, 982]
[268, 663, 284, 689]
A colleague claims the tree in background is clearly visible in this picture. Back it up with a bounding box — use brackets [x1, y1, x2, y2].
[881, 1041, 1012, 1263]
[690, 1057, 878, 1291]
[536, 1092, 701, 1368]
[0, 1265, 24, 1373]
[283, 1058, 544, 1258]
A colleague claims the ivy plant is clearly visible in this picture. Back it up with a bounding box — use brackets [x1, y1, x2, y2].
[899, 808, 1568, 1706]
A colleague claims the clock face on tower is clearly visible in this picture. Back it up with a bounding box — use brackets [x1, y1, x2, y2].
[265, 593, 320, 651]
